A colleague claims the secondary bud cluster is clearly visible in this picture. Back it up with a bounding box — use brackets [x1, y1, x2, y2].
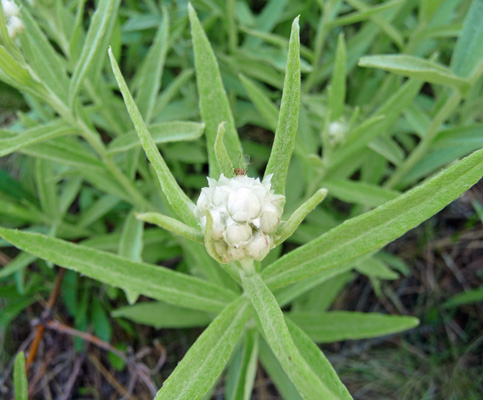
[194, 174, 284, 262]
[2, 0, 23, 38]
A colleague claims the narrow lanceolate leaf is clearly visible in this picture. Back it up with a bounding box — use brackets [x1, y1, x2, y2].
[323, 180, 400, 207]
[14, 352, 28, 400]
[262, 148, 483, 290]
[69, 0, 121, 105]
[35, 159, 60, 223]
[264, 17, 301, 195]
[135, 8, 169, 123]
[136, 212, 204, 244]
[225, 329, 259, 400]
[451, 0, 483, 78]
[119, 210, 144, 304]
[239, 74, 279, 131]
[108, 48, 198, 227]
[241, 271, 337, 400]
[112, 301, 212, 328]
[287, 312, 419, 343]
[275, 188, 327, 245]
[154, 297, 251, 400]
[0, 228, 236, 312]
[215, 122, 235, 178]
[286, 319, 353, 400]
[0, 120, 75, 157]
[19, 7, 70, 103]
[328, 34, 346, 120]
[359, 55, 471, 95]
[107, 121, 205, 155]
[188, 4, 243, 176]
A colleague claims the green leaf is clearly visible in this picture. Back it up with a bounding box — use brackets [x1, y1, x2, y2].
[119, 210, 144, 304]
[107, 121, 205, 155]
[225, 329, 259, 400]
[286, 319, 353, 399]
[356, 257, 399, 280]
[77, 195, 120, 228]
[0, 228, 237, 313]
[135, 8, 169, 123]
[451, 0, 483, 78]
[287, 311, 419, 342]
[329, 0, 402, 27]
[14, 352, 28, 400]
[275, 188, 327, 245]
[264, 17, 301, 195]
[69, 0, 121, 105]
[112, 301, 212, 328]
[359, 55, 471, 95]
[275, 263, 355, 308]
[344, 0, 404, 48]
[328, 34, 346, 120]
[323, 180, 400, 207]
[262, 148, 483, 290]
[154, 297, 251, 400]
[0, 252, 35, 279]
[35, 159, 60, 223]
[443, 288, 483, 308]
[214, 122, 235, 178]
[188, 4, 243, 176]
[239, 74, 278, 131]
[258, 338, 303, 400]
[0, 120, 75, 157]
[136, 212, 204, 244]
[241, 270, 337, 400]
[19, 7, 70, 103]
[108, 48, 198, 227]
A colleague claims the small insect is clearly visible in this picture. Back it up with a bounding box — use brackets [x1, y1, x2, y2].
[234, 154, 250, 176]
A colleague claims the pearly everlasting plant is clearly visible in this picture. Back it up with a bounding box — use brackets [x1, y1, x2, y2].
[0, 1, 482, 399]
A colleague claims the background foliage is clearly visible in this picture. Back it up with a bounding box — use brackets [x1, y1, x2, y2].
[0, 0, 482, 398]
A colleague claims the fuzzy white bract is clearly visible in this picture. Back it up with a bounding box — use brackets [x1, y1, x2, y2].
[194, 174, 284, 262]
[2, 0, 23, 38]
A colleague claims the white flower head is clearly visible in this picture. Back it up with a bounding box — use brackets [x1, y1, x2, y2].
[328, 120, 347, 145]
[195, 173, 284, 262]
[7, 15, 23, 38]
[2, 0, 19, 17]
[2, 1, 23, 38]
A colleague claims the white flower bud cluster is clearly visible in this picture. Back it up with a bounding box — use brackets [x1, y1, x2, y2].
[328, 120, 347, 145]
[2, 0, 23, 38]
[194, 174, 284, 262]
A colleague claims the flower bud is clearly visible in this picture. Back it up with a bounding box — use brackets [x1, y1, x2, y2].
[7, 15, 23, 38]
[245, 232, 271, 261]
[260, 203, 280, 233]
[224, 219, 252, 247]
[2, 0, 19, 17]
[228, 188, 261, 222]
[194, 173, 284, 262]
